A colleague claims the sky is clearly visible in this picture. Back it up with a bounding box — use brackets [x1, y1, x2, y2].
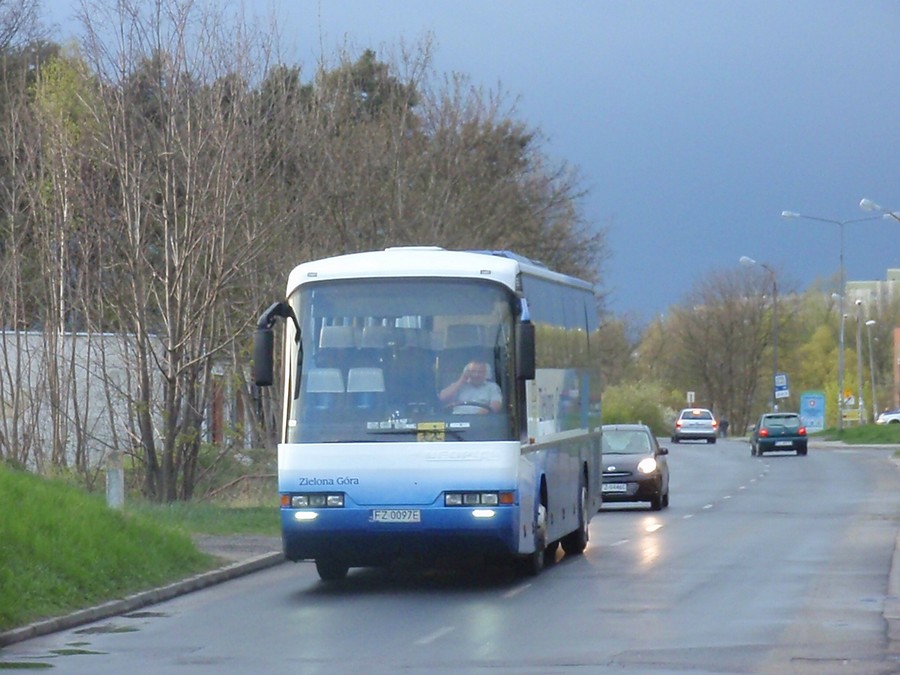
[43, 0, 900, 322]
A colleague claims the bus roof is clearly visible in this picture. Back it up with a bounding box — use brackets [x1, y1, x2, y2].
[285, 247, 594, 297]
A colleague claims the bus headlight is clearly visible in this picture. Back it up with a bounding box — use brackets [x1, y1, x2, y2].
[284, 493, 345, 508]
[444, 491, 514, 506]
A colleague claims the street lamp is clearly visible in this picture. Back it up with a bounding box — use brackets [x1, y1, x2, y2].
[740, 256, 778, 411]
[860, 198, 900, 222]
[865, 319, 878, 421]
[782, 210, 883, 430]
[855, 299, 864, 423]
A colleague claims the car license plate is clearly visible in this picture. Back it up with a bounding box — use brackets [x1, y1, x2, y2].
[775, 440, 793, 447]
[372, 509, 420, 523]
[602, 483, 627, 494]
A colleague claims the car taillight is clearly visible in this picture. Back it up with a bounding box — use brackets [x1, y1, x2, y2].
[712, 420, 718, 429]
[675, 421, 682, 429]
[798, 427, 807, 436]
[759, 429, 769, 437]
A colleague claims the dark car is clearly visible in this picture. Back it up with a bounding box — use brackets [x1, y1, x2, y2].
[601, 424, 669, 510]
[750, 412, 807, 456]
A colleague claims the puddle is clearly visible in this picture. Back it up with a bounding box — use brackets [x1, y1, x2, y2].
[74, 623, 137, 635]
[49, 648, 103, 656]
[0, 663, 54, 670]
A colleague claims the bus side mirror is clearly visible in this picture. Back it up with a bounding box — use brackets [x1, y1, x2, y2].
[253, 301, 298, 387]
[516, 320, 535, 381]
[254, 326, 275, 387]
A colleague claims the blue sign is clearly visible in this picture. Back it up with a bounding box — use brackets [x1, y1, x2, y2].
[800, 391, 826, 433]
[774, 372, 790, 399]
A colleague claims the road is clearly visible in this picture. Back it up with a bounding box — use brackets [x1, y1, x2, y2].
[3, 439, 900, 674]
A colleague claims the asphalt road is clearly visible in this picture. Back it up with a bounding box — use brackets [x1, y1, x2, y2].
[3, 438, 900, 674]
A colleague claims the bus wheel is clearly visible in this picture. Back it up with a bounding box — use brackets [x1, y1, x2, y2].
[544, 540, 559, 566]
[562, 479, 589, 556]
[315, 557, 349, 581]
[518, 503, 547, 576]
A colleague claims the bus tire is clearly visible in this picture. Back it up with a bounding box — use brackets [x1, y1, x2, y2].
[315, 557, 349, 581]
[562, 478, 589, 556]
[518, 502, 547, 577]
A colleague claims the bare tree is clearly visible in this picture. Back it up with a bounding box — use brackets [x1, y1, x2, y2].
[0, 0, 42, 52]
[657, 268, 772, 432]
[77, 0, 286, 500]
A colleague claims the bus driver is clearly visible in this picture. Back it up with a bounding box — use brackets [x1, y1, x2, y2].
[438, 360, 502, 414]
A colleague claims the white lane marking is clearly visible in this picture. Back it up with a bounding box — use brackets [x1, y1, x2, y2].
[739, 485, 746, 490]
[503, 583, 531, 599]
[723, 495, 732, 500]
[416, 626, 455, 645]
[703, 503, 713, 510]
[610, 539, 630, 546]
[645, 523, 663, 533]
[683, 514, 693, 519]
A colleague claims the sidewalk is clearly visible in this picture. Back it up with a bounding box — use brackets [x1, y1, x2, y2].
[0, 535, 284, 648]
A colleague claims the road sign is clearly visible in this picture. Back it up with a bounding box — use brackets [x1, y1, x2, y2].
[687, 391, 695, 404]
[774, 372, 790, 399]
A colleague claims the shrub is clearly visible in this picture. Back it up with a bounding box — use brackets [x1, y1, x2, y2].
[601, 381, 670, 436]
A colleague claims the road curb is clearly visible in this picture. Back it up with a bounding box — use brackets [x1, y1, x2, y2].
[0, 551, 284, 648]
[888, 457, 900, 643]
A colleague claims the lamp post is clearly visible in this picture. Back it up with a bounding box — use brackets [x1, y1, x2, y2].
[866, 319, 878, 420]
[855, 299, 865, 423]
[831, 292, 847, 428]
[740, 256, 778, 411]
[860, 198, 900, 222]
[782, 210, 882, 430]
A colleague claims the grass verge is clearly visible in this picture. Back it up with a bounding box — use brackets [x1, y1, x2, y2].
[812, 423, 900, 445]
[0, 464, 278, 632]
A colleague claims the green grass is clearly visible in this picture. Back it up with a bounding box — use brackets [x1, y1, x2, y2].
[812, 423, 900, 445]
[0, 464, 279, 632]
[126, 499, 280, 536]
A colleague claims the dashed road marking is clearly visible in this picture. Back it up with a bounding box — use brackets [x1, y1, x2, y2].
[503, 583, 531, 599]
[416, 626, 455, 645]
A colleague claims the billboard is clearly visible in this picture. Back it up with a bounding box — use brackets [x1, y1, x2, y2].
[800, 391, 826, 433]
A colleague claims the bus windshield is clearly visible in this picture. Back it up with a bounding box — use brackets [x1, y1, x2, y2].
[286, 278, 516, 443]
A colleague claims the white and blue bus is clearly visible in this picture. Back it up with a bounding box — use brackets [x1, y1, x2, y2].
[254, 247, 602, 580]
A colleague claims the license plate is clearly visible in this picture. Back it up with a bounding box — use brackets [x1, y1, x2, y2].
[372, 509, 421, 523]
[602, 483, 627, 494]
[775, 440, 793, 447]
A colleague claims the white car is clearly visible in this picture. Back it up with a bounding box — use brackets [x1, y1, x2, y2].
[876, 409, 900, 424]
[671, 407, 718, 443]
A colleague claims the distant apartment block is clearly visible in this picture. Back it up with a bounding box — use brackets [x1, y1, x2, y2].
[845, 268, 900, 309]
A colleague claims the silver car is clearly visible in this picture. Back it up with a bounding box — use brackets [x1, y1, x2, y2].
[671, 407, 718, 444]
[876, 408, 900, 424]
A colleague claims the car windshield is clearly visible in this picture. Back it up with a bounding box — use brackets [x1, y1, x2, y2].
[603, 430, 651, 455]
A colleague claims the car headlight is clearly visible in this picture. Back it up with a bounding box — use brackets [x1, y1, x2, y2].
[637, 457, 658, 474]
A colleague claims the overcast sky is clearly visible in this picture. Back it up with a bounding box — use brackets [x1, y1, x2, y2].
[45, 1, 900, 321]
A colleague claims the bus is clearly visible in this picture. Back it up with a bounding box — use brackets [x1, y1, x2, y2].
[253, 247, 603, 580]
